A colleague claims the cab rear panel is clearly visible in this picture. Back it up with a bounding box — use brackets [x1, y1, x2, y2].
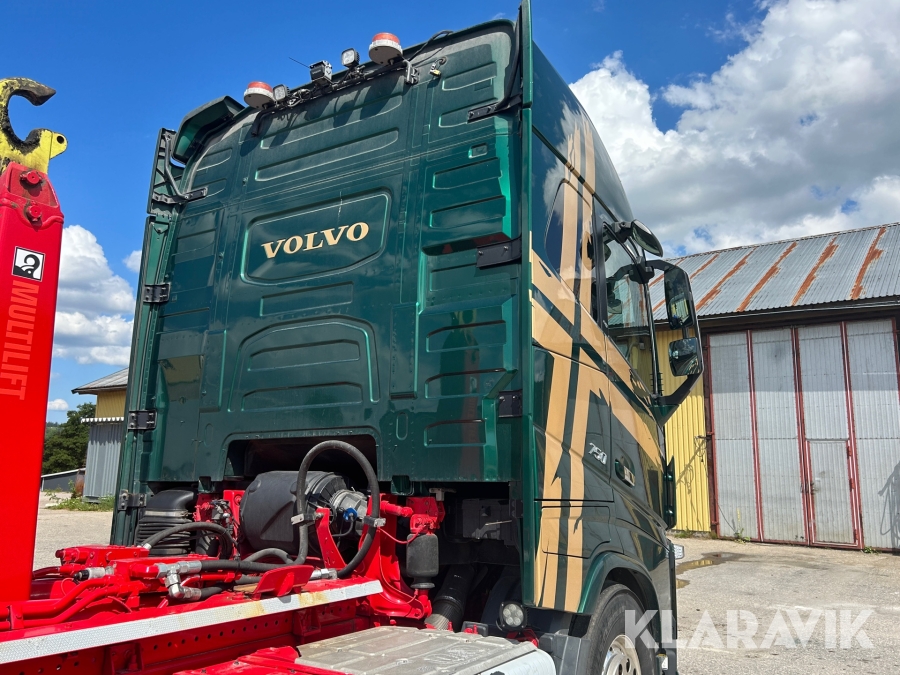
[123, 23, 522, 495]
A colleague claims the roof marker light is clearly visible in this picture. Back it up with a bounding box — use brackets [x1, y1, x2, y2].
[243, 81, 275, 109]
[369, 33, 402, 65]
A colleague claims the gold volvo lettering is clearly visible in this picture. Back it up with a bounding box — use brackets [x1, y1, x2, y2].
[260, 222, 370, 260]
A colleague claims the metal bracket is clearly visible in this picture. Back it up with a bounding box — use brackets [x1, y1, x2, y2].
[150, 186, 207, 205]
[127, 410, 157, 431]
[117, 490, 147, 512]
[476, 237, 521, 268]
[498, 390, 523, 418]
[142, 283, 170, 304]
[468, 94, 522, 122]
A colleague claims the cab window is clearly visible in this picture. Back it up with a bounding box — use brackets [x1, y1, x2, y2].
[601, 228, 654, 388]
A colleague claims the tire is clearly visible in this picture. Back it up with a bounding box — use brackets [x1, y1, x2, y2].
[582, 583, 656, 675]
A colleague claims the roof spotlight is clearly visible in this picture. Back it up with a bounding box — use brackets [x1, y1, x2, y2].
[310, 60, 333, 86]
[498, 600, 528, 632]
[272, 84, 288, 102]
[341, 48, 360, 69]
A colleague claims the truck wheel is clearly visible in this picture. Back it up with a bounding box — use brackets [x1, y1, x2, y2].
[582, 584, 655, 675]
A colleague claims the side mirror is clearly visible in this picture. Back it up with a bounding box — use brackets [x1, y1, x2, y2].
[646, 259, 704, 425]
[609, 220, 664, 258]
[668, 337, 702, 376]
[664, 266, 696, 330]
[664, 457, 677, 529]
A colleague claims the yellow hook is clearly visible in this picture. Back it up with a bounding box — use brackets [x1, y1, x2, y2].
[0, 77, 67, 174]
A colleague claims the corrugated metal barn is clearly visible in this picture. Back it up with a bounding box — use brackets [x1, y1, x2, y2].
[652, 222, 900, 551]
[72, 368, 128, 502]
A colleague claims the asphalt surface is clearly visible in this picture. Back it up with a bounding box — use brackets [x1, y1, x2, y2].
[675, 537, 900, 674]
[29, 499, 900, 673]
[32, 493, 114, 569]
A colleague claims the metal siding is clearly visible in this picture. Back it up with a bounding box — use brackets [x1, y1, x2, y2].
[864, 225, 900, 299]
[748, 237, 829, 311]
[751, 329, 805, 542]
[797, 325, 855, 544]
[709, 332, 759, 539]
[846, 320, 900, 550]
[650, 223, 900, 320]
[798, 229, 873, 306]
[83, 422, 124, 501]
[798, 325, 849, 440]
[72, 367, 129, 394]
[656, 329, 710, 532]
[699, 245, 783, 316]
[808, 440, 855, 544]
[95, 390, 127, 419]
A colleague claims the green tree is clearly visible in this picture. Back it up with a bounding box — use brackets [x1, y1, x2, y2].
[42, 403, 95, 474]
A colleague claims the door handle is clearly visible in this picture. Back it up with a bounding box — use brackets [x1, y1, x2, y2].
[615, 459, 636, 487]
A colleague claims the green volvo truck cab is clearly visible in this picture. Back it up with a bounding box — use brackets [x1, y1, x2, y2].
[113, 3, 702, 672]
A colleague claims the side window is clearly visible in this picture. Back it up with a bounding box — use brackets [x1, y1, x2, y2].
[543, 181, 591, 296]
[602, 228, 654, 387]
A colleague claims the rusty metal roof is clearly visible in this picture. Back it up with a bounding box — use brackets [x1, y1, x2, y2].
[650, 222, 900, 320]
[72, 367, 129, 395]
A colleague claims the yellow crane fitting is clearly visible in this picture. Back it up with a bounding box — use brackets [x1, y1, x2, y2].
[0, 77, 67, 174]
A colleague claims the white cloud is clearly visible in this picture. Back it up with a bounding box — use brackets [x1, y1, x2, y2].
[47, 398, 69, 411]
[53, 226, 134, 365]
[570, 0, 900, 254]
[123, 250, 142, 273]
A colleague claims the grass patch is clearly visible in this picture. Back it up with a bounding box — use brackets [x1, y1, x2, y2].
[46, 495, 116, 512]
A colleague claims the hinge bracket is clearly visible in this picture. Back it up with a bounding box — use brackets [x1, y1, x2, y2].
[142, 283, 170, 304]
[476, 237, 521, 268]
[468, 93, 523, 122]
[117, 490, 147, 512]
[127, 409, 157, 431]
[498, 389, 523, 418]
[151, 186, 207, 205]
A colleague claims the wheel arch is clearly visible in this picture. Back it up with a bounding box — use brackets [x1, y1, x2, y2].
[575, 552, 661, 638]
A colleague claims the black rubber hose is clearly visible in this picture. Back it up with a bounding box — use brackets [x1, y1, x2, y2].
[198, 586, 225, 600]
[140, 522, 235, 559]
[425, 564, 476, 631]
[243, 548, 294, 564]
[198, 560, 283, 574]
[295, 440, 380, 579]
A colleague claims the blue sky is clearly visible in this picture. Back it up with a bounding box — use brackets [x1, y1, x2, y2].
[5, 0, 898, 420]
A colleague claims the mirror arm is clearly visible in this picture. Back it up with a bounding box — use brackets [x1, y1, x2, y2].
[653, 373, 701, 425]
[646, 259, 675, 273]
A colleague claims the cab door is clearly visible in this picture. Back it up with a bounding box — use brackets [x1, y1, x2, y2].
[597, 221, 667, 532]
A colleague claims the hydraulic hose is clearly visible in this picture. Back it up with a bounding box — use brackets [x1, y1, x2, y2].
[197, 559, 283, 574]
[295, 440, 380, 579]
[140, 521, 235, 559]
[244, 548, 294, 564]
[198, 586, 225, 600]
[425, 564, 476, 631]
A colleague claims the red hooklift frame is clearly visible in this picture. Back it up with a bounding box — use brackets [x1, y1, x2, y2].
[0, 161, 64, 601]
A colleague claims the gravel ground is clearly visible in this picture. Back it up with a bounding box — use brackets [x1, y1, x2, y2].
[32, 493, 114, 569]
[675, 537, 900, 674]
